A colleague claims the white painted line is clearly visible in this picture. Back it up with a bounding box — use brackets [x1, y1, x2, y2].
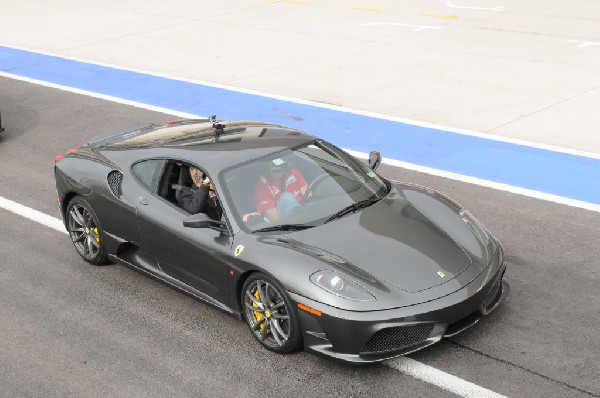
[346, 150, 600, 213]
[568, 40, 600, 48]
[0, 196, 67, 234]
[386, 357, 507, 398]
[3, 42, 598, 160]
[0, 72, 199, 120]
[0, 194, 507, 398]
[358, 22, 441, 32]
[446, 2, 505, 11]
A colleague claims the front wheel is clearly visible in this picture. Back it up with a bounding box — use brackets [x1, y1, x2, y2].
[66, 196, 110, 265]
[242, 273, 302, 354]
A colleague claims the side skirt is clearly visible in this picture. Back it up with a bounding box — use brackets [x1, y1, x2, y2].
[108, 253, 242, 320]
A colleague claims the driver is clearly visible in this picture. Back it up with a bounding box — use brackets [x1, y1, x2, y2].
[255, 159, 308, 221]
[182, 167, 222, 220]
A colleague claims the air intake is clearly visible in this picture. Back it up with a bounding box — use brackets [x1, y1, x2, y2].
[361, 324, 434, 354]
[107, 170, 123, 197]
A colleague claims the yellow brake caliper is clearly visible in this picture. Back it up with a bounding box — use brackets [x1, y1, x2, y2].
[252, 289, 270, 332]
[94, 227, 100, 243]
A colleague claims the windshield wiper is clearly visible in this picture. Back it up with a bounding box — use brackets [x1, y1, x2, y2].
[325, 197, 381, 223]
[253, 224, 314, 233]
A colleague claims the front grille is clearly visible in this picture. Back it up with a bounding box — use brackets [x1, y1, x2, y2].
[361, 324, 434, 354]
[107, 170, 123, 197]
[482, 279, 501, 310]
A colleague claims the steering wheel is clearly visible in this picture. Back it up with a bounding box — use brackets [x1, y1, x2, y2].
[302, 174, 329, 202]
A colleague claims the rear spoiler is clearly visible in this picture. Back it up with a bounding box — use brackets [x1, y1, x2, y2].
[83, 118, 212, 148]
[83, 123, 158, 148]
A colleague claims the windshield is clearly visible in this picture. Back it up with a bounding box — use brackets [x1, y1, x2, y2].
[220, 140, 389, 232]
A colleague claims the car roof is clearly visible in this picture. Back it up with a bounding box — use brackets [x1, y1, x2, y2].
[96, 120, 317, 172]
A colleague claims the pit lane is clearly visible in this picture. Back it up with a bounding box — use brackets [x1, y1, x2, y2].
[1, 77, 598, 397]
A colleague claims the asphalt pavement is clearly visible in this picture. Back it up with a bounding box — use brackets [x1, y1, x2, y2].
[1, 77, 599, 397]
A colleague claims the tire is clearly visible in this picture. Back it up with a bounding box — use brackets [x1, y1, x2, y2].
[66, 196, 110, 265]
[241, 273, 302, 354]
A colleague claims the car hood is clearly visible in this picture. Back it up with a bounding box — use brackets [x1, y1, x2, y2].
[289, 186, 477, 293]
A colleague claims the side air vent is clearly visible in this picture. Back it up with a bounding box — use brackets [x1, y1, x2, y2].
[107, 170, 123, 197]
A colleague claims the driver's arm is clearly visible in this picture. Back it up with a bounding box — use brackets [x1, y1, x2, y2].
[256, 183, 278, 221]
[181, 184, 209, 214]
[264, 208, 279, 221]
[293, 168, 308, 196]
[300, 184, 307, 196]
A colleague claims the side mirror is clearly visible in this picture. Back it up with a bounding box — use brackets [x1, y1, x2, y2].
[183, 213, 230, 235]
[183, 213, 212, 228]
[369, 151, 381, 171]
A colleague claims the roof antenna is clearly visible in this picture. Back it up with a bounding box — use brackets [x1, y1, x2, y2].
[210, 115, 224, 134]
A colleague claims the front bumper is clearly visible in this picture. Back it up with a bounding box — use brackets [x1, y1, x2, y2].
[290, 256, 509, 364]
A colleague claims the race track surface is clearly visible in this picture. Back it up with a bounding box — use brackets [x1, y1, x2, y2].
[1, 77, 599, 397]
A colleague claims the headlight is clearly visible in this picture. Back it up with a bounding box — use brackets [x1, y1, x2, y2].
[310, 270, 375, 301]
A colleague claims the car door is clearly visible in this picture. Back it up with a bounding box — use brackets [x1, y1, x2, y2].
[134, 159, 233, 304]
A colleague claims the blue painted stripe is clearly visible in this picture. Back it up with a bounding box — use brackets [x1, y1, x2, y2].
[2, 45, 599, 204]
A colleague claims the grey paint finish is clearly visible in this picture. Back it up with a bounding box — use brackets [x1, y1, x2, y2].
[54, 118, 508, 362]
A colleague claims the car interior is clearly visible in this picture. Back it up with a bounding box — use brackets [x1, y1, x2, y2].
[154, 149, 366, 222]
[158, 161, 194, 209]
[223, 153, 324, 220]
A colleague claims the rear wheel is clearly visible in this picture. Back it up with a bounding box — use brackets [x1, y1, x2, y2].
[242, 273, 302, 354]
[66, 197, 109, 265]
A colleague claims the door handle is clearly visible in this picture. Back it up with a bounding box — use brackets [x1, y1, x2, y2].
[139, 197, 148, 205]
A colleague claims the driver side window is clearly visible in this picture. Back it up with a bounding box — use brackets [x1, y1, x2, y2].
[155, 160, 222, 221]
[156, 160, 194, 207]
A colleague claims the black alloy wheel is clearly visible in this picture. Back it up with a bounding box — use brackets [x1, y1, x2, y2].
[242, 273, 302, 354]
[67, 197, 109, 265]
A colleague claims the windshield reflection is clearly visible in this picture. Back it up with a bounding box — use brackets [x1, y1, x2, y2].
[221, 140, 389, 232]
